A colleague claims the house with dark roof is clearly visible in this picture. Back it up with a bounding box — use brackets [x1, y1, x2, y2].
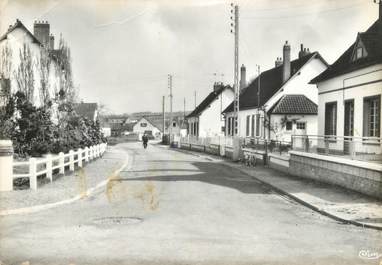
[74, 102, 98, 122]
[223, 41, 328, 142]
[0, 19, 62, 106]
[186, 82, 234, 137]
[310, 4, 382, 155]
[133, 117, 163, 139]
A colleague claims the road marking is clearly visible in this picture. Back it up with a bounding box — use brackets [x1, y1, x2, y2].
[0, 153, 130, 217]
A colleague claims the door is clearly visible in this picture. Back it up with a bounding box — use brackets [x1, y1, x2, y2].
[344, 100, 354, 154]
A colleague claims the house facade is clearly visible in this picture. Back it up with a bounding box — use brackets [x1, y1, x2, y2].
[310, 10, 382, 155]
[223, 42, 328, 142]
[0, 19, 63, 107]
[133, 117, 162, 139]
[187, 82, 234, 138]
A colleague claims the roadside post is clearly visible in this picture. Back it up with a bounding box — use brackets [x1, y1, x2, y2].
[0, 140, 13, 191]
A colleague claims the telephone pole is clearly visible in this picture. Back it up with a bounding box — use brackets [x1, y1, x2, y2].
[230, 3, 240, 136]
[168, 74, 173, 138]
[162, 95, 165, 134]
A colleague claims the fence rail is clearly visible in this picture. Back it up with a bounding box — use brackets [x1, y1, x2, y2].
[291, 135, 382, 162]
[12, 143, 107, 190]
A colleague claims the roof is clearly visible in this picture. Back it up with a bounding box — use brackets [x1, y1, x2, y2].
[223, 52, 323, 113]
[74, 103, 97, 120]
[269, 94, 317, 115]
[311, 19, 382, 83]
[0, 19, 42, 45]
[187, 84, 232, 118]
[137, 117, 163, 132]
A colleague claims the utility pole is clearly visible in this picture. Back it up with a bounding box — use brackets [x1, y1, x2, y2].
[168, 74, 173, 139]
[194, 91, 197, 108]
[162, 95, 165, 135]
[183, 97, 186, 120]
[230, 3, 240, 136]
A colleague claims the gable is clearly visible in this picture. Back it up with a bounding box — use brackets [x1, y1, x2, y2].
[351, 36, 368, 62]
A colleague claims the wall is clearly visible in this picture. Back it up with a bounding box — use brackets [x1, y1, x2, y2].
[289, 151, 382, 199]
[269, 114, 317, 142]
[197, 88, 234, 138]
[317, 64, 382, 137]
[316, 64, 382, 153]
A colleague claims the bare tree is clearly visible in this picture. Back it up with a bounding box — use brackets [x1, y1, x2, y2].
[57, 34, 76, 103]
[39, 48, 51, 108]
[14, 43, 35, 102]
[0, 43, 12, 79]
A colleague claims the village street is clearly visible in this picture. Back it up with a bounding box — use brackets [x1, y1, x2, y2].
[0, 142, 381, 265]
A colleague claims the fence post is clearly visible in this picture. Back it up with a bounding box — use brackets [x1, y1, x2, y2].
[29, 158, 37, 190]
[85, 147, 89, 162]
[78, 148, 83, 168]
[0, 140, 14, 191]
[69, 150, 75, 171]
[46, 154, 53, 182]
[59, 152, 65, 174]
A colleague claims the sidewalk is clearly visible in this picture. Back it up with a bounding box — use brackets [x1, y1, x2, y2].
[169, 145, 382, 230]
[0, 145, 128, 215]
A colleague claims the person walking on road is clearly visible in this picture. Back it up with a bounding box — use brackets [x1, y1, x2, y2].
[142, 133, 149, 149]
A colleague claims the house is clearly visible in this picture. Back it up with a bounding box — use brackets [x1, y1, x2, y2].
[223, 42, 329, 142]
[74, 102, 98, 122]
[310, 4, 382, 155]
[0, 19, 63, 107]
[187, 82, 234, 137]
[133, 117, 162, 139]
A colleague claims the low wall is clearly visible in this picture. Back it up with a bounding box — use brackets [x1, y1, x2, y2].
[289, 151, 382, 199]
[268, 153, 290, 172]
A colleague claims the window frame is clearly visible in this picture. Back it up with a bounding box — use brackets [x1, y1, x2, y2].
[325, 101, 337, 136]
[363, 95, 381, 138]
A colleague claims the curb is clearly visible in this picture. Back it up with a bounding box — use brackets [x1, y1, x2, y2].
[172, 147, 382, 231]
[0, 153, 130, 217]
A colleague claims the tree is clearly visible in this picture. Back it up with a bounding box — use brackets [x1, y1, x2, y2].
[57, 35, 76, 103]
[14, 44, 35, 102]
[39, 49, 51, 108]
[0, 43, 12, 79]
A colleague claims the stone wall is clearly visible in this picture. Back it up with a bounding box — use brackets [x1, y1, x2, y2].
[289, 151, 382, 199]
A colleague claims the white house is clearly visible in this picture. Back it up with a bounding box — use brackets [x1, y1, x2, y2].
[187, 82, 234, 138]
[310, 7, 382, 155]
[133, 117, 162, 139]
[223, 42, 328, 142]
[0, 19, 62, 107]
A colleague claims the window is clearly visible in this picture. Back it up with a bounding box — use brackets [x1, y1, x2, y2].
[251, 115, 255, 137]
[227, 118, 231, 136]
[286, 121, 293, 131]
[234, 117, 238, 135]
[255, 114, 260, 137]
[325, 102, 337, 136]
[140, 123, 147, 127]
[296, 122, 306, 130]
[173, 122, 176, 127]
[246, 115, 250, 136]
[190, 123, 194, 136]
[364, 96, 380, 137]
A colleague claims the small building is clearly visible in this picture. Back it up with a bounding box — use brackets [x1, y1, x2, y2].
[310, 6, 382, 155]
[74, 102, 98, 122]
[187, 82, 234, 138]
[223, 42, 328, 142]
[133, 117, 162, 139]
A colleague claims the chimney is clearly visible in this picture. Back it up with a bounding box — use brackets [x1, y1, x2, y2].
[33, 21, 50, 48]
[298, 44, 304, 58]
[213, 82, 223, 92]
[275, 57, 283, 67]
[282, 41, 291, 83]
[240, 64, 246, 91]
[49, 34, 55, 50]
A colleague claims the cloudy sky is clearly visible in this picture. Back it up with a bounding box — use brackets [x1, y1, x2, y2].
[0, 0, 378, 114]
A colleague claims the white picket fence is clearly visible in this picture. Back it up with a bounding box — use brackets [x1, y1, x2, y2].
[12, 143, 107, 190]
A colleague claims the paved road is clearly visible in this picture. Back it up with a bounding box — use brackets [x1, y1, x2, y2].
[0, 142, 381, 265]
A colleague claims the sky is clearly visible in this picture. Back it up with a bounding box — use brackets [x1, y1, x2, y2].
[0, 0, 379, 114]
